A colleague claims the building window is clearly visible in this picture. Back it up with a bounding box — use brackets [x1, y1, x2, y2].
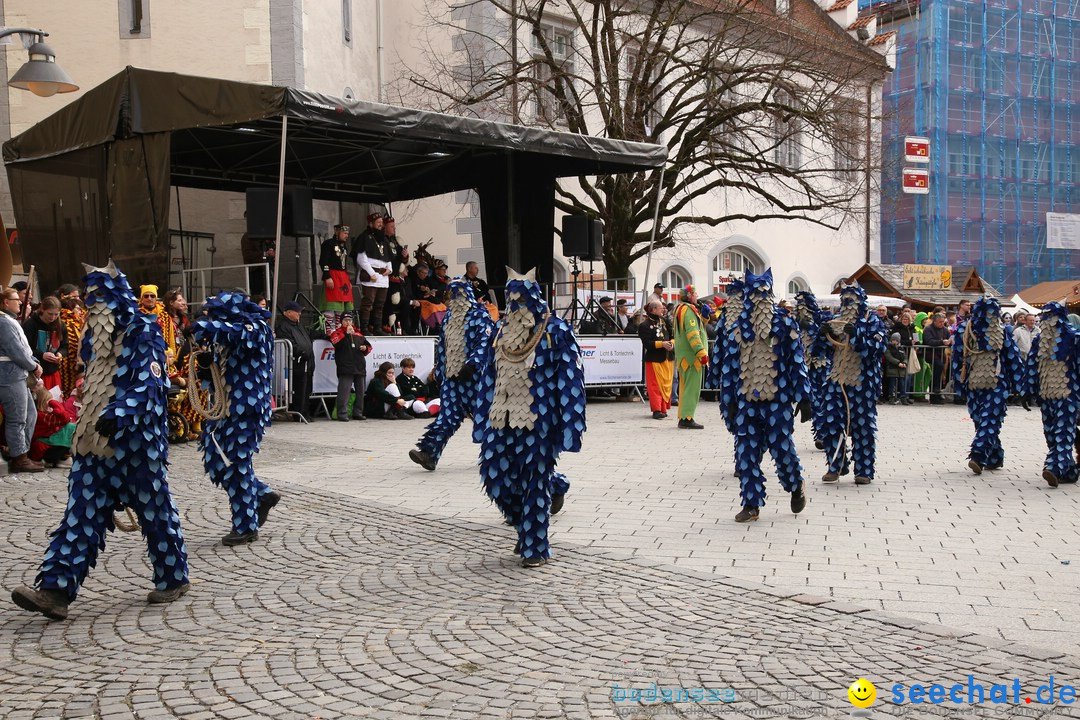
[343, 0, 353, 44]
[772, 89, 801, 169]
[622, 47, 662, 136]
[119, 0, 150, 39]
[787, 278, 809, 296]
[833, 98, 862, 180]
[662, 266, 691, 292]
[711, 248, 759, 295]
[530, 23, 574, 125]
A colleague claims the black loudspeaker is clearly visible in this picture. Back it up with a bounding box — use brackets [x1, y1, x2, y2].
[246, 189, 278, 239]
[584, 219, 604, 261]
[561, 215, 590, 258]
[245, 187, 314, 238]
[285, 185, 313, 236]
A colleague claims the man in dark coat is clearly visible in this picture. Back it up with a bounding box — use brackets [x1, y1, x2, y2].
[922, 312, 953, 405]
[274, 301, 315, 421]
[329, 314, 372, 421]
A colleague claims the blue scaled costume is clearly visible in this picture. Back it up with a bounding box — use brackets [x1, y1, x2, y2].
[11, 262, 189, 620]
[410, 278, 494, 471]
[1022, 301, 1080, 487]
[794, 291, 832, 448]
[818, 283, 886, 485]
[717, 269, 812, 522]
[950, 297, 1023, 474]
[473, 268, 586, 566]
[709, 278, 744, 432]
[190, 291, 280, 545]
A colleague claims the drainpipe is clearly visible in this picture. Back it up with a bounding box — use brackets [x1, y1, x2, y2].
[376, 0, 385, 102]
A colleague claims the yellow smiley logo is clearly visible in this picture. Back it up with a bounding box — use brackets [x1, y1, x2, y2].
[848, 678, 876, 708]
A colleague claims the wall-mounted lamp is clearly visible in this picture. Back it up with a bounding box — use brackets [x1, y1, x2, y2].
[2, 29, 78, 97]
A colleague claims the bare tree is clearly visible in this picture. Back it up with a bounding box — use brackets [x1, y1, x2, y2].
[398, 0, 890, 279]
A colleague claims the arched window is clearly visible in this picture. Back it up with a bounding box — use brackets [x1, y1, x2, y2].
[786, 276, 809, 296]
[709, 245, 764, 295]
[661, 265, 691, 293]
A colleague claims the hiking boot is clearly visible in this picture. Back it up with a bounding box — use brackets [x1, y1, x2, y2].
[147, 583, 190, 604]
[222, 530, 259, 546]
[968, 459, 983, 475]
[257, 491, 281, 527]
[1044, 469, 1060, 488]
[336, 415, 351, 422]
[521, 556, 548, 568]
[985, 462, 1003, 470]
[677, 418, 704, 429]
[735, 506, 760, 523]
[790, 489, 807, 514]
[822, 472, 839, 484]
[854, 476, 872, 485]
[409, 449, 437, 472]
[652, 411, 665, 420]
[11, 586, 68, 620]
[814, 440, 824, 450]
[551, 493, 565, 516]
[9, 454, 44, 474]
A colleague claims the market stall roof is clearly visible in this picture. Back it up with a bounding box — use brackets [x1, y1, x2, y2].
[1017, 280, 1080, 308]
[836, 263, 1005, 309]
[3, 66, 668, 203]
[4, 67, 666, 294]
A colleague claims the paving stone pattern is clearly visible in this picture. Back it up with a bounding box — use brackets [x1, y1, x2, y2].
[0, 401, 1077, 719]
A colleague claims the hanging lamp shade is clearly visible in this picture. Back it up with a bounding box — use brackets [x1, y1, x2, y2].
[8, 42, 78, 97]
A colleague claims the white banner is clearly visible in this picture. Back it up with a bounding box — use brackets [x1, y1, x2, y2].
[313, 337, 437, 394]
[578, 335, 642, 385]
[1047, 212, 1080, 250]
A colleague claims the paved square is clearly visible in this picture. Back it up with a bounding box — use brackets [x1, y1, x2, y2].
[1, 398, 1077, 719]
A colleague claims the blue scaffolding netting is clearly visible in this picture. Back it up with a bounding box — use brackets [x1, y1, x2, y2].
[877, 0, 1079, 293]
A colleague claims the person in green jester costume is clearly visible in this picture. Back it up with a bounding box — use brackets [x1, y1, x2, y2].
[673, 284, 709, 429]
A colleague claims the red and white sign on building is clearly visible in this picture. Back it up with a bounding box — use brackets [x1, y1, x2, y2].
[902, 168, 929, 194]
[904, 136, 930, 163]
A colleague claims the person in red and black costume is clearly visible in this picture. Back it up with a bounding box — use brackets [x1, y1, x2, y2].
[329, 314, 372, 422]
[319, 224, 354, 334]
[353, 213, 394, 335]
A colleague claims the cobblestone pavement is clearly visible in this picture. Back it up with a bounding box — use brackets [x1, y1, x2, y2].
[1, 399, 1078, 719]
[267, 399, 1080, 652]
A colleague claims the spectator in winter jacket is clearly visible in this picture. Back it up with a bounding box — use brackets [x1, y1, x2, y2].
[274, 301, 315, 421]
[329, 314, 371, 421]
[22, 296, 67, 391]
[883, 333, 909, 405]
[922, 312, 953, 404]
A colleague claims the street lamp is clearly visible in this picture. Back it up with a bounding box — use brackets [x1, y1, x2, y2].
[2, 29, 78, 97]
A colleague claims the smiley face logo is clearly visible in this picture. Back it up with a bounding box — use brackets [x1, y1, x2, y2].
[848, 679, 876, 708]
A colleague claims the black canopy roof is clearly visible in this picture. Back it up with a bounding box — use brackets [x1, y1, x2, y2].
[4, 66, 666, 291]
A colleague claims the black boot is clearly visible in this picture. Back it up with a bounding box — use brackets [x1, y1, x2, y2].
[11, 586, 69, 620]
[222, 530, 259, 546]
[257, 491, 281, 527]
[790, 489, 807, 514]
[147, 583, 191, 604]
[551, 493, 565, 515]
[409, 449, 437, 472]
[735, 506, 759, 523]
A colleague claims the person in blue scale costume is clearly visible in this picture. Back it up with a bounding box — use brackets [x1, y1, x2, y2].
[818, 282, 887, 486]
[409, 278, 494, 472]
[794, 291, 833, 451]
[1022, 301, 1080, 487]
[473, 267, 586, 567]
[11, 261, 189, 620]
[190, 290, 280, 546]
[951, 296, 1024, 475]
[717, 268, 812, 523]
[708, 277, 744, 434]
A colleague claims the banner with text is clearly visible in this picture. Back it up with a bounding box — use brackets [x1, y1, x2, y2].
[578, 335, 643, 385]
[313, 337, 436, 394]
[902, 264, 952, 290]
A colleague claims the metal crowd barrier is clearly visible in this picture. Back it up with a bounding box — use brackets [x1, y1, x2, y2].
[272, 338, 306, 422]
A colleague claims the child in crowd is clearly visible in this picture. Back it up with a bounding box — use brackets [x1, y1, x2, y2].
[29, 382, 76, 467]
[364, 362, 413, 420]
[883, 332, 909, 405]
[395, 357, 438, 418]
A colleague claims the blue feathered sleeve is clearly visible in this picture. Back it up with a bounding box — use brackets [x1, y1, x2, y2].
[535, 319, 586, 454]
[471, 319, 501, 443]
[106, 314, 169, 452]
[852, 313, 887, 359]
[999, 326, 1023, 396]
[465, 306, 495, 371]
[434, 323, 448, 386]
[778, 315, 811, 406]
[1022, 335, 1040, 397]
[951, 320, 968, 395]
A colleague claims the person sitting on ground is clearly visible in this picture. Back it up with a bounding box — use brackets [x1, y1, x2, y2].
[364, 361, 413, 420]
[395, 357, 438, 417]
[28, 380, 76, 467]
[329, 314, 371, 422]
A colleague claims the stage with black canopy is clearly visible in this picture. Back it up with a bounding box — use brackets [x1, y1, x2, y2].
[3, 66, 666, 305]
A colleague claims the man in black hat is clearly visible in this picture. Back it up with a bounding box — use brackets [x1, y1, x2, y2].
[274, 301, 315, 421]
[353, 213, 393, 334]
[616, 298, 631, 333]
[647, 283, 664, 307]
